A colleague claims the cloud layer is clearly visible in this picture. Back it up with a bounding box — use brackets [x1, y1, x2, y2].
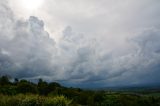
[0, 0, 160, 87]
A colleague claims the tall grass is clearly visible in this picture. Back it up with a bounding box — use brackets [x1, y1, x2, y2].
[0, 94, 72, 106]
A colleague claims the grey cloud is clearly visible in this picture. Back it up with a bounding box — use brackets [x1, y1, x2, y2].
[0, 1, 56, 79]
[0, 0, 160, 88]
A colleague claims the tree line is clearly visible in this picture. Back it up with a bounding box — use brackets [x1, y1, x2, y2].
[0, 75, 160, 106]
[0, 75, 105, 105]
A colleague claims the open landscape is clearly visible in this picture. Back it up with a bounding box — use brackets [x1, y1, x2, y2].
[1, 0, 160, 105]
[0, 75, 160, 106]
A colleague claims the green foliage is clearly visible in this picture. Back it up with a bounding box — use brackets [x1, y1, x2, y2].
[17, 80, 37, 94]
[0, 94, 71, 106]
[38, 79, 48, 95]
[0, 75, 160, 106]
[0, 75, 10, 86]
[0, 86, 17, 95]
[44, 95, 72, 106]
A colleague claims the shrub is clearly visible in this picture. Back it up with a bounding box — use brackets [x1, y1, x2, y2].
[44, 95, 72, 106]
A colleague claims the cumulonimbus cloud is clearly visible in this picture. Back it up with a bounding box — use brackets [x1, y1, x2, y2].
[0, 0, 160, 87]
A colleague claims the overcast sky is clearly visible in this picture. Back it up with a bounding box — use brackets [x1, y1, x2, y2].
[0, 0, 160, 88]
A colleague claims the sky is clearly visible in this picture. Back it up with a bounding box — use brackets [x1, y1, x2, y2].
[0, 0, 160, 88]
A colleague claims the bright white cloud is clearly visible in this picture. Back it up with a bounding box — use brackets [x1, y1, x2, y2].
[20, 0, 44, 11]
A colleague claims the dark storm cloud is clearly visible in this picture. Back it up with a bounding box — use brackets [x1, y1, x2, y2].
[0, 0, 160, 87]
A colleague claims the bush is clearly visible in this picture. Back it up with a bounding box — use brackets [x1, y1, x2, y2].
[44, 95, 72, 106]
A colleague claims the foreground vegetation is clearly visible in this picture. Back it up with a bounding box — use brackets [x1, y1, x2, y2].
[0, 75, 160, 106]
[0, 94, 71, 106]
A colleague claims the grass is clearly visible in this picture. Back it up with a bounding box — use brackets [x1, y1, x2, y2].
[0, 94, 72, 106]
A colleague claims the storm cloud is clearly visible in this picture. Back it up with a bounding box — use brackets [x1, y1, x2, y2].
[0, 0, 160, 87]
